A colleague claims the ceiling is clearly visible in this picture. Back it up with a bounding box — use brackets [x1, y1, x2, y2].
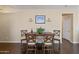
[0, 5, 79, 13]
[0, 5, 79, 9]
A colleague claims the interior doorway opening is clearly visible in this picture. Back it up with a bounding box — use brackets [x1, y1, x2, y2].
[62, 14, 73, 43]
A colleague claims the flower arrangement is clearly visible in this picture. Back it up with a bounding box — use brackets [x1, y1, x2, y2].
[37, 27, 44, 34]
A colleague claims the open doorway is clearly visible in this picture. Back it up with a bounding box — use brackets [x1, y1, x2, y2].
[62, 14, 73, 43]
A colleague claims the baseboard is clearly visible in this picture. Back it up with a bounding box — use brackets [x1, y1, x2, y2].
[0, 41, 21, 43]
[68, 40, 73, 44]
[62, 38, 73, 44]
[72, 42, 79, 44]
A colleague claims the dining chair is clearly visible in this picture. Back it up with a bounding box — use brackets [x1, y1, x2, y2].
[21, 39, 27, 53]
[53, 30, 60, 53]
[21, 30, 27, 53]
[27, 34, 36, 54]
[44, 35, 54, 54]
[21, 30, 27, 37]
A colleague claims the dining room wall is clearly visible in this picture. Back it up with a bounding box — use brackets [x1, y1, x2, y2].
[8, 9, 61, 43]
[0, 13, 11, 42]
[0, 9, 61, 43]
[0, 8, 79, 43]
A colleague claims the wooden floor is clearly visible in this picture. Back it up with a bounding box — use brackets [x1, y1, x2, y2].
[61, 39, 73, 54]
[0, 39, 78, 54]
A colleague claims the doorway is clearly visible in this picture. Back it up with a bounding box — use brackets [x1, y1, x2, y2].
[62, 14, 73, 43]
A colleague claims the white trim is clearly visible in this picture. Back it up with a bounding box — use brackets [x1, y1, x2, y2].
[68, 39, 73, 43]
[0, 41, 21, 43]
[72, 42, 79, 44]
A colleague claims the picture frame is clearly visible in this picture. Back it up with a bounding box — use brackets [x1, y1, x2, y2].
[35, 15, 45, 24]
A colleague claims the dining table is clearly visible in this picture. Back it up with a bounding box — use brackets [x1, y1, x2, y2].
[25, 32, 55, 53]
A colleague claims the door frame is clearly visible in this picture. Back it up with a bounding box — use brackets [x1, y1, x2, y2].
[62, 13, 73, 43]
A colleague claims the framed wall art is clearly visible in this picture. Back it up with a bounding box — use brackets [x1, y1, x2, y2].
[35, 15, 45, 24]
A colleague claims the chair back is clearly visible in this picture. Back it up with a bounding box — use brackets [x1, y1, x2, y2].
[44, 35, 53, 43]
[53, 30, 60, 38]
[21, 30, 27, 37]
[27, 34, 36, 43]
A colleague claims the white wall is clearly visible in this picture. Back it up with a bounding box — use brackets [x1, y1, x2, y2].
[0, 8, 79, 43]
[0, 13, 11, 42]
[0, 9, 61, 43]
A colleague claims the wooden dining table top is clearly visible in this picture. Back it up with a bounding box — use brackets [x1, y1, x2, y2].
[25, 32, 54, 36]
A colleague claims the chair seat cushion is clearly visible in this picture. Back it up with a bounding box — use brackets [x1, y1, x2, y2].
[54, 36, 60, 39]
[44, 43, 52, 45]
[28, 43, 35, 45]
